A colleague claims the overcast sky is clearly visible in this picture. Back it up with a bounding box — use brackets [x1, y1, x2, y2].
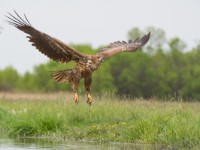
[0, 0, 200, 74]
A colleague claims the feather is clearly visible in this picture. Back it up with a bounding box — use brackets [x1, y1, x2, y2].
[98, 32, 150, 59]
[6, 11, 86, 64]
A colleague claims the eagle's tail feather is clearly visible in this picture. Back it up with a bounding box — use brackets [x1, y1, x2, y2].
[51, 69, 73, 83]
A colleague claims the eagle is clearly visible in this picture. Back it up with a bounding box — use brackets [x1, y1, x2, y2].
[6, 11, 150, 105]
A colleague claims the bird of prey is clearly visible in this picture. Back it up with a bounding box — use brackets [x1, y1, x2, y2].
[6, 11, 150, 105]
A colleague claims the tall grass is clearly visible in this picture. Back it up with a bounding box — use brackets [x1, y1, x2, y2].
[0, 93, 200, 148]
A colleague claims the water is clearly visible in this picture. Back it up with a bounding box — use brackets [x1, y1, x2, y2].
[0, 138, 158, 150]
[0, 138, 163, 150]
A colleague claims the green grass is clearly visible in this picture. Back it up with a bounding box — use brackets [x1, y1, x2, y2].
[0, 94, 200, 149]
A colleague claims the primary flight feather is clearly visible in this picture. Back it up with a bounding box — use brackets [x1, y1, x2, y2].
[6, 10, 150, 105]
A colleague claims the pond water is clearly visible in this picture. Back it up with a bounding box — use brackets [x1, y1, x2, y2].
[0, 138, 164, 150]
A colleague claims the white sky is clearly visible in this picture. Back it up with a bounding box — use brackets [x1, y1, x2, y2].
[0, 0, 200, 74]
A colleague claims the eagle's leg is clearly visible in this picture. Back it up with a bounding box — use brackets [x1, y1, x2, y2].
[84, 75, 92, 105]
[72, 82, 79, 104]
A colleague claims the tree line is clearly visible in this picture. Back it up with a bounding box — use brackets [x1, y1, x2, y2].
[1, 27, 200, 100]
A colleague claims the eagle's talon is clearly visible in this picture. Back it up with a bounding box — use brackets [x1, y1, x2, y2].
[74, 93, 79, 104]
[87, 94, 92, 105]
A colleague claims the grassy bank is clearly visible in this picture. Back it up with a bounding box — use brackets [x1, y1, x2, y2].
[0, 93, 200, 149]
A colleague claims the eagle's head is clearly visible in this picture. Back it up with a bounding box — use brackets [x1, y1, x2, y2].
[97, 56, 104, 63]
[84, 55, 104, 71]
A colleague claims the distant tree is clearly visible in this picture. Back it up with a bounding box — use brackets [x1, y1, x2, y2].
[0, 26, 2, 34]
[93, 60, 116, 93]
[0, 66, 20, 91]
[127, 27, 143, 40]
[195, 41, 200, 51]
[181, 45, 200, 100]
[168, 37, 187, 52]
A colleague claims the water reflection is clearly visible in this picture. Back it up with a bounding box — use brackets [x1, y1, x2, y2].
[0, 138, 169, 150]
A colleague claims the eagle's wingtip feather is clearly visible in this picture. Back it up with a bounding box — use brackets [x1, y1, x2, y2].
[140, 32, 151, 46]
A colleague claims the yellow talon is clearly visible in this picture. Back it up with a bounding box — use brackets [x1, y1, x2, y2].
[74, 92, 78, 104]
[87, 94, 92, 105]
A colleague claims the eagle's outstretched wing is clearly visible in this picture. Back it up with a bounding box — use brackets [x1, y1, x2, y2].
[98, 32, 150, 59]
[5, 11, 86, 63]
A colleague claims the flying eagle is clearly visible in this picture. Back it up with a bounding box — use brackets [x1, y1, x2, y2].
[6, 11, 150, 105]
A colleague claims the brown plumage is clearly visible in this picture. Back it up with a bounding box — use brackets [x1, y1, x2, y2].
[6, 11, 150, 105]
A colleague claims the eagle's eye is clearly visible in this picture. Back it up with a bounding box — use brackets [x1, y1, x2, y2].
[98, 57, 104, 62]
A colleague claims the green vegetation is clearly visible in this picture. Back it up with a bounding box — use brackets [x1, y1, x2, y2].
[1, 27, 200, 100]
[0, 95, 200, 149]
